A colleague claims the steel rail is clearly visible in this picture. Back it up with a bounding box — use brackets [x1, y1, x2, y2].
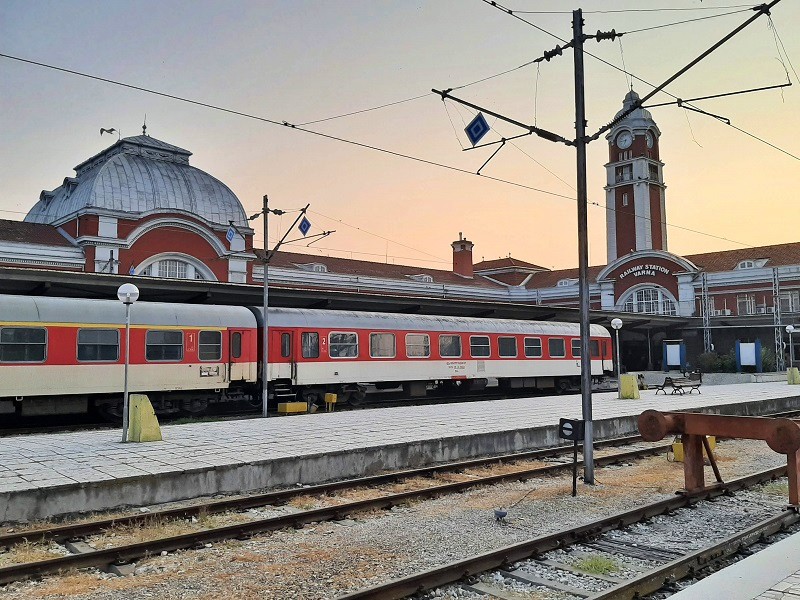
[0, 441, 667, 585]
[335, 465, 788, 599]
[0, 434, 647, 549]
[593, 509, 800, 600]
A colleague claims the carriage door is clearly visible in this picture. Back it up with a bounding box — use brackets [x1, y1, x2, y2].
[228, 329, 254, 382]
[271, 329, 297, 383]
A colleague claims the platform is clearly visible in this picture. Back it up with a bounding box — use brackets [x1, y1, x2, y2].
[2, 382, 800, 522]
[669, 530, 800, 599]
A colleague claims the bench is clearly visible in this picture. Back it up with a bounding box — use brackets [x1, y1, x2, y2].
[655, 371, 702, 395]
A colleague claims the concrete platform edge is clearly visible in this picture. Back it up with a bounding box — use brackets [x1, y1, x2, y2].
[2, 394, 799, 523]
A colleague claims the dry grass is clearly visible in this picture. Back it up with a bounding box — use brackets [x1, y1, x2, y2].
[0, 540, 59, 567]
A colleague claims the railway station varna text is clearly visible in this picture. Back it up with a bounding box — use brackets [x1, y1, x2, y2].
[618, 264, 672, 279]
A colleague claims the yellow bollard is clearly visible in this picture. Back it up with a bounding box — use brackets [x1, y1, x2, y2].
[127, 394, 162, 442]
[619, 374, 640, 399]
[325, 393, 337, 412]
[788, 367, 800, 385]
[672, 436, 715, 462]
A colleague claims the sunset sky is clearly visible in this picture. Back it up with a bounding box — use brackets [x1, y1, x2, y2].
[1, 1, 798, 271]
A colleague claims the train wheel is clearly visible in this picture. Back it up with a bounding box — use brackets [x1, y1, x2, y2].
[555, 379, 571, 395]
[94, 398, 124, 422]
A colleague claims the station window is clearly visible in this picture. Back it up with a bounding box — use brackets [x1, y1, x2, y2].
[548, 338, 566, 358]
[470, 336, 491, 358]
[77, 328, 119, 362]
[439, 334, 462, 358]
[329, 332, 358, 358]
[198, 331, 222, 361]
[231, 332, 242, 359]
[302, 332, 320, 358]
[0, 327, 47, 362]
[145, 330, 183, 361]
[369, 332, 396, 358]
[591, 340, 600, 358]
[498, 337, 517, 358]
[406, 334, 431, 358]
[571, 339, 581, 357]
[524, 337, 542, 358]
[281, 333, 291, 358]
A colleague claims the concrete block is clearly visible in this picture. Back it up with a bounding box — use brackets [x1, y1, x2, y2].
[619, 374, 640, 399]
[278, 402, 308, 414]
[128, 394, 162, 443]
[789, 367, 800, 385]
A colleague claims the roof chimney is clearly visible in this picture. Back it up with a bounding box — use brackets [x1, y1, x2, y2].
[451, 233, 474, 278]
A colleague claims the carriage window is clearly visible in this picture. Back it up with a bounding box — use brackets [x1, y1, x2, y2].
[548, 338, 566, 358]
[370, 333, 396, 358]
[329, 332, 358, 358]
[146, 330, 183, 361]
[199, 331, 222, 361]
[231, 332, 242, 358]
[302, 332, 319, 358]
[571, 339, 581, 357]
[439, 334, 462, 358]
[0, 327, 47, 362]
[406, 334, 430, 358]
[524, 337, 542, 358]
[591, 340, 600, 358]
[470, 336, 491, 358]
[498, 337, 517, 358]
[78, 328, 119, 362]
[281, 333, 291, 358]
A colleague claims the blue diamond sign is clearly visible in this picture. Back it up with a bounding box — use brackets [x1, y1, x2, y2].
[298, 217, 312, 236]
[226, 225, 236, 244]
[465, 112, 490, 146]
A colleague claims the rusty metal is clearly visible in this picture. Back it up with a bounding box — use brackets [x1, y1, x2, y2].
[702, 435, 723, 483]
[639, 410, 800, 504]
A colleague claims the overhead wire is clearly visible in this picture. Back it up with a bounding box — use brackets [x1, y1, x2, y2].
[0, 49, 769, 251]
[510, 5, 757, 15]
[480, 0, 799, 163]
[617, 8, 753, 35]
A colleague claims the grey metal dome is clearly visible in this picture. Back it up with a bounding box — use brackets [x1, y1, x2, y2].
[25, 135, 248, 227]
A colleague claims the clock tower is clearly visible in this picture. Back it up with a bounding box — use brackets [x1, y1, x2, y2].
[605, 90, 667, 262]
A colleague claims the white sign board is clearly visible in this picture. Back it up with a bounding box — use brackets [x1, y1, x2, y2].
[666, 344, 681, 367]
[740, 342, 757, 366]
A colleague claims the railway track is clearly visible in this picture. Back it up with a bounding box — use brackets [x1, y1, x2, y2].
[336, 466, 795, 600]
[0, 435, 663, 585]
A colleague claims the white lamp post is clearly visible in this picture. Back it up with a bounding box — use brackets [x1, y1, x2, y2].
[787, 325, 795, 370]
[117, 283, 139, 442]
[611, 318, 623, 398]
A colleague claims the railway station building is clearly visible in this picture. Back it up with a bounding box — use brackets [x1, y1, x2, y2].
[2, 91, 799, 372]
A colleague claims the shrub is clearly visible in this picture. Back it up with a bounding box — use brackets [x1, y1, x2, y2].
[761, 346, 777, 372]
[696, 352, 720, 373]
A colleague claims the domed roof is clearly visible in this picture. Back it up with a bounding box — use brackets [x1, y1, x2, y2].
[25, 135, 248, 227]
[607, 89, 660, 140]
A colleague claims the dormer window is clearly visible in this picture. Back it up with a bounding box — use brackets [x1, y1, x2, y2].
[737, 260, 755, 270]
[408, 274, 434, 283]
[557, 278, 577, 287]
[295, 263, 328, 273]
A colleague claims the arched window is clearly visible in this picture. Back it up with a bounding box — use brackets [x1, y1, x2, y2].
[619, 286, 677, 316]
[136, 254, 215, 281]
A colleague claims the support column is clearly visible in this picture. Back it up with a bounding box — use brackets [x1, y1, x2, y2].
[682, 433, 706, 492]
[789, 449, 800, 506]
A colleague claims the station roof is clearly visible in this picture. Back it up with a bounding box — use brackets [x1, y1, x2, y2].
[0, 219, 75, 246]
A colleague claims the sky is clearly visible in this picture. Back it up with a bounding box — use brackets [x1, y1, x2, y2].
[1, 0, 798, 272]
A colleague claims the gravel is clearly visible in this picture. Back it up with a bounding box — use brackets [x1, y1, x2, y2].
[0, 438, 788, 600]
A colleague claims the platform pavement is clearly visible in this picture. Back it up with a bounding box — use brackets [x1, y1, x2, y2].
[669, 530, 800, 600]
[1, 382, 800, 522]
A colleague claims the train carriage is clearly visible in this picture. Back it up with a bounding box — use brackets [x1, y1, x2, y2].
[257, 308, 614, 403]
[1, 294, 614, 418]
[0, 295, 258, 417]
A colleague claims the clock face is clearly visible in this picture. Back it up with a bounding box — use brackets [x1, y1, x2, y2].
[646, 132, 654, 148]
[616, 131, 633, 149]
